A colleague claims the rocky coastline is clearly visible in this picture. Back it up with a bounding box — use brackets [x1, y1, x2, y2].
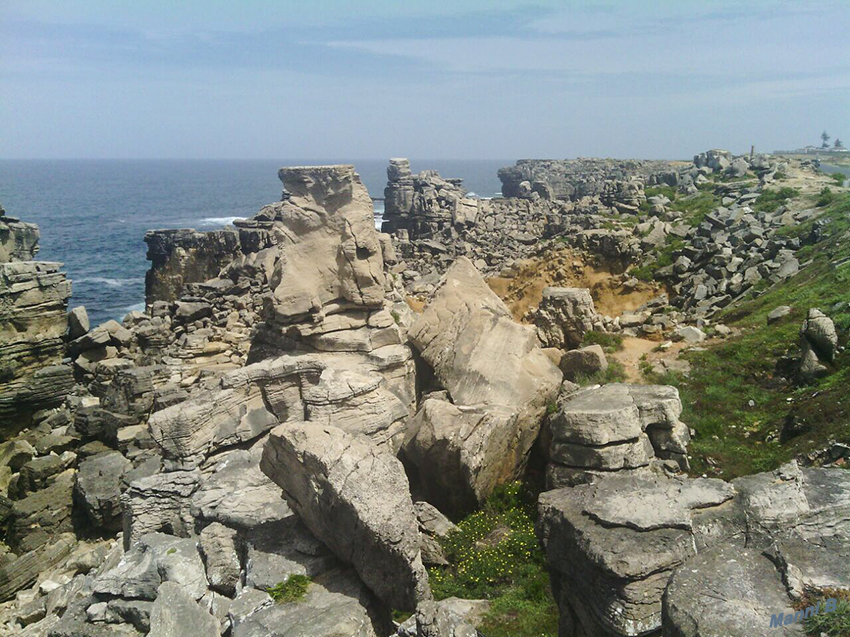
[0, 150, 847, 637]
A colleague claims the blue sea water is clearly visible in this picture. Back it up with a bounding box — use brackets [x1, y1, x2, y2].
[0, 159, 506, 326]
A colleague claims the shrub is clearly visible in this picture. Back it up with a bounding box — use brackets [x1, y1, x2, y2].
[581, 331, 624, 353]
[817, 187, 836, 207]
[268, 575, 311, 603]
[753, 187, 799, 212]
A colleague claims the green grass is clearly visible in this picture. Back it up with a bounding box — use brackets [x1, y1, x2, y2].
[753, 186, 800, 213]
[581, 331, 624, 354]
[798, 589, 850, 637]
[428, 482, 557, 637]
[670, 191, 720, 226]
[629, 236, 685, 282]
[831, 171, 847, 185]
[268, 575, 311, 603]
[645, 192, 850, 478]
[575, 360, 627, 386]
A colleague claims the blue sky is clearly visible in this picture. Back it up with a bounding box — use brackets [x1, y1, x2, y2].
[1, 0, 848, 159]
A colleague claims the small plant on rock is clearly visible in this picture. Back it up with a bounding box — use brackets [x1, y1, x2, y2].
[268, 575, 311, 603]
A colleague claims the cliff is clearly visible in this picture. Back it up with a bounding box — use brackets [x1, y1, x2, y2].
[0, 204, 73, 433]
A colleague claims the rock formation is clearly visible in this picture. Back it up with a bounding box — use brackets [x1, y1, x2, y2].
[261, 423, 431, 611]
[405, 257, 561, 515]
[546, 383, 690, 488]
[538, 461, 850, 637]
[0, 203, 73, 433]
[498, 158, 675, 200]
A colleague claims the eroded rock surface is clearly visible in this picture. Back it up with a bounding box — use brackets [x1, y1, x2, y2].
[261, 423, 431, 611]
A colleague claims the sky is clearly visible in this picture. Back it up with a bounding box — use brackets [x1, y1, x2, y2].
[1, 0, 848, 160]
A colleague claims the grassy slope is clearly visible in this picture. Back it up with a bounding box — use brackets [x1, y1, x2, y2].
[648, 191, 850, 478]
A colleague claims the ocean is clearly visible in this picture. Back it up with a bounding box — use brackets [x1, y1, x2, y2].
[0, 159, 507, 326]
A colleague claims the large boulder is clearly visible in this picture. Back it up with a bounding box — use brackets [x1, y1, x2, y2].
[261, 423, 431, 611]
[75, 451, 132, 532]
[537, 474, 738, 637]
[148, 581, 220, 637]
[0, 261, 73, 432]
[546, 383, 690, 488]
[539, 462, 850, 637]
[409, 257, 561, 412]
[406, 258, 561, 511]
[798, 308, 838, 381]
[534, 287, 599, 350]
[404, 397, 522, 517]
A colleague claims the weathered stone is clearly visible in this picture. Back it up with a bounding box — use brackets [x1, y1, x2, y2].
[68, 306, 90, 339]
[144, 227, 241, 304]
[75, 452, 132, 531]
[93, 533, 208, 601]
[121, 471, 200, 549]
[231, 568, 391, 637]
[558, 344, 608, 381]
[149, 581, 220, 636]
[265, 165, 386, 323]
[261, 423, 431, 610]
[534, 287, 599, 350]
[199, 522, 241, 597]
[191, 449, 292, 529]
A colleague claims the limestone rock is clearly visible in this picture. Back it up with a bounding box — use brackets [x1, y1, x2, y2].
[558, 344, 607, 381]
[547, 383, 690, 487]
[75, 451, 132, 532]
[404, 397, 524, 516]
[121, 471, 200, 549]
[149, 581, 220, 637]
[199, 523, 240, 597]
[261, 423, 431, 611]
[265, 165, 386, 323]
[68, 306, 90, 339]
[231, 568, 391, 637]
[407, 258, 561, 509]
[144, 227, 241, 304]
[534, 287, 599, 350]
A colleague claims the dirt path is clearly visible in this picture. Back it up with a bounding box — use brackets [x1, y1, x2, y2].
[610, 337, 694, 383]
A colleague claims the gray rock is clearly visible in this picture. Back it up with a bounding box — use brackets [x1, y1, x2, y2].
[407, 258, 561, 509]
[68, 306, 90, 339]
[800, 308, 837, 362]
[121, 471, 200, 550]
[93, 532, 208, 601]
[662, 544, 804, 637]
[534, 287, 599, 350]
[75, 452, 132, 531]
[191, 449, 292, 529]
[767, 305, 792, 324]
[232, 568, 391, 637]
[558, 344, 608, 381]
[261, 423, 431, 611]
[673, 325, 706, 343]
[199, 522, 240, 597]
[149, 581, 220, 637]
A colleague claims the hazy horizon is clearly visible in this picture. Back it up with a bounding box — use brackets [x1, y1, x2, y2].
[2, 0, 848, 161]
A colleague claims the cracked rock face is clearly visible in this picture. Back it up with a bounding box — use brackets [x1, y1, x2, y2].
[537, 474, 738, 637]
[538, 462, 850, 637]
[547, 383, 691, 488]
[260, 423, 431, 611]
[406, 258, 561, 513]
